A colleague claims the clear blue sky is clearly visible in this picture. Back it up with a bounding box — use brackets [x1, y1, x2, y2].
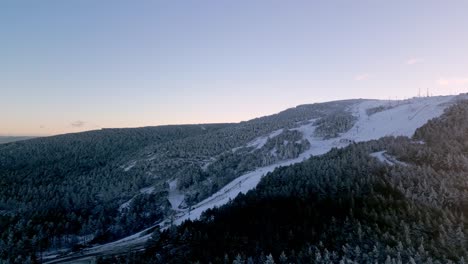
[2, 0, 468, 136]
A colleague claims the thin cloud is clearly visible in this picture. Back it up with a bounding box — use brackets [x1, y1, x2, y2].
[355, 73, 370, 81]
[71, 120, 86, 128]
[406, 57, 423, 65]
[437, 78, 468, 86]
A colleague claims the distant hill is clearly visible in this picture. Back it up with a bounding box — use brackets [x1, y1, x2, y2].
[0, 136, 36, 144]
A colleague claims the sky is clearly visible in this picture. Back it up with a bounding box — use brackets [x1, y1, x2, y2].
[1, 0, 468, 136]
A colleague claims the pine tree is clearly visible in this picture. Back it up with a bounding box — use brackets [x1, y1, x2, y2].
[264, 254, 276, 264]
[232, 254, 245, 264]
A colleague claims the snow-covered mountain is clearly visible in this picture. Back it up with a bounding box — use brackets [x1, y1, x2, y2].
[41, 94, 468, 263]
[119, 95, 461, 210]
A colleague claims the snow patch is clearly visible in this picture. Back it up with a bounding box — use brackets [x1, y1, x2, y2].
[201, 158, 216, 171]
[167, 180, 185, 211]
[122, 161, 136, 172]
[119, 200, 132, 212]
[371, 151, 407, 166]
[140, 186, 155, 194]
[245, 129, 284, 150]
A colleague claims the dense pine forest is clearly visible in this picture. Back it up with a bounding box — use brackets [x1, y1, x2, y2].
[99, 100, 468, 264]
[0, 124, 231, 262]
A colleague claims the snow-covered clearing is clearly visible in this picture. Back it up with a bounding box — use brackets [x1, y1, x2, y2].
[122, 161, 136, 172]
[140, 186, 155, 194]
[167, 179, 185, 211]
[371, 151, 407, 166]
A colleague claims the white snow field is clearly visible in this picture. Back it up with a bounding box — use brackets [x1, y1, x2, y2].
[45, 95, 461, 263]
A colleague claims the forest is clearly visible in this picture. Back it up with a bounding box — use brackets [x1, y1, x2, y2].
[0, 124, 230, 262]
[0, 100, 359, 263]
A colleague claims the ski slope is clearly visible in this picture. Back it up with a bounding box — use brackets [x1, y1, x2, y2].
[45, 95, 460, 263]
[172, 96, 457, 223]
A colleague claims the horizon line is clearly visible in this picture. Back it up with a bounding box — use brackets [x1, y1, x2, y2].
[1, 93, 462, 138]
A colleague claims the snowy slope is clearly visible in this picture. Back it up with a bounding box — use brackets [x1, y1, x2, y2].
[171, 96, 457, 223]
[344, 96, 454, 141]
[45, 95, 461, 262]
